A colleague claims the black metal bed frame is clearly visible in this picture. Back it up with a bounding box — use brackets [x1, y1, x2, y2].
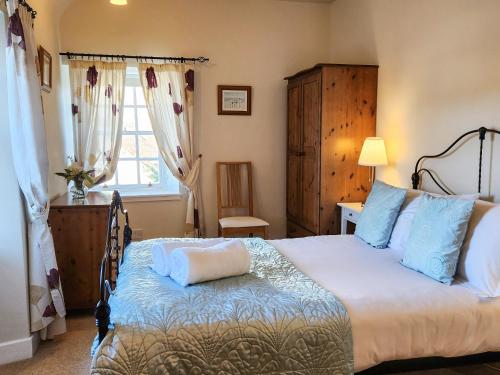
[411, 127, 500, 195]
[95, 191, 132, 344]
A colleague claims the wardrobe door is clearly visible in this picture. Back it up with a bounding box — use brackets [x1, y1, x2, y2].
[300, 73, 321, 234]
[286, 80, 302, 224]
[320, 66, 378, 235]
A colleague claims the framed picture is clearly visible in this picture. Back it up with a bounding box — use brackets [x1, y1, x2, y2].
[218, 85, 252, 116]
[38, 46, 52, 93]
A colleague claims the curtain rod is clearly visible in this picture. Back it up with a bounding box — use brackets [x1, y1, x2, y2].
[5, 0, 37, 18]
[59, 52, 209, 64]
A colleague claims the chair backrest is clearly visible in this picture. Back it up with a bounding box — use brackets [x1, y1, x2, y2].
[216, 162, 253, 220]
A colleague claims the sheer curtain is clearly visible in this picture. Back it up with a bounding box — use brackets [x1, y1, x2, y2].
[6, 1, 66, 338]
[139, 63, 203, 237]
[69, 60, 127, 184]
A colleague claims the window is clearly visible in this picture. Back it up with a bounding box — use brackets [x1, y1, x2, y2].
[101, 67, 179, 197]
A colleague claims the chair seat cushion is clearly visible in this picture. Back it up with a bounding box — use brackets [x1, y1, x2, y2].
[219, 216, 269, 228]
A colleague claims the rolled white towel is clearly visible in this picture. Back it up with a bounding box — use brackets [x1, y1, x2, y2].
[150, 238, 225, 276]
[170, 239, 251, 286]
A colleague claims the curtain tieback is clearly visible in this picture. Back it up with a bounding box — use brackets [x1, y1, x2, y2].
[182, 157, 201, 192]
[30, 205, 49, 224]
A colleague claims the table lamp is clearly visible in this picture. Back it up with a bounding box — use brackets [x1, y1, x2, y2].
[358, 137, 388, 184]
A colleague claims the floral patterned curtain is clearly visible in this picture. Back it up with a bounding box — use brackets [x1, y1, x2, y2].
[69, 60, 126, 185]
[6, 1, 66, 338]
[139, 64, 203, 237]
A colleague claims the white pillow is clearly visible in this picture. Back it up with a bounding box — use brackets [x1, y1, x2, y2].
[457, 200, 500, 297]
[388, 190, 479, 252]
[387, 192, 421, 251]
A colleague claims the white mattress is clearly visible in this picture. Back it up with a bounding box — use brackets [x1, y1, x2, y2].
[269, 235, 500, 372]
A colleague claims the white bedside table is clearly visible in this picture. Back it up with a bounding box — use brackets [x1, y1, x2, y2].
[337, 202, 363, 234]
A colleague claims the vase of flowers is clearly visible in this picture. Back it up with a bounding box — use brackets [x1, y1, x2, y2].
[56, 159, 95, 200]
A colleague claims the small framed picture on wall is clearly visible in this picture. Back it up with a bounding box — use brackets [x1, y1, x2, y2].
[218, 85, 252, 116]
[38, 46, 52, 93]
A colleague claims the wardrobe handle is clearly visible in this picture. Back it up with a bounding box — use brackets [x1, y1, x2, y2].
[296, 151, 305, 157]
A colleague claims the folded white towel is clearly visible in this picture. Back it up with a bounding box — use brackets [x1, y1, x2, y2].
[150, 238, 225, 276]
[170, 239, 251, 286]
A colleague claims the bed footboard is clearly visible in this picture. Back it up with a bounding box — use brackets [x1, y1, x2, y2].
[95, 190, 132, 345]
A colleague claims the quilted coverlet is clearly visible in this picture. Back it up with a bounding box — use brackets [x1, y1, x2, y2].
[91, 238, 353, 374]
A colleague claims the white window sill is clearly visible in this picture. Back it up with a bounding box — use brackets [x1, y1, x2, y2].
[92, 187, 183, 203]
[121, 192, 183, 203]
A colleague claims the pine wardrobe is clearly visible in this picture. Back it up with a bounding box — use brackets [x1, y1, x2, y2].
[285, 64, 378, 237]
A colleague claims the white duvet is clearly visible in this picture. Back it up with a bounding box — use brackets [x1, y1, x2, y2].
[269, 235, 500, 372]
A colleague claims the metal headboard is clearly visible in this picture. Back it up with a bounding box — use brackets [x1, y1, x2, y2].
[95, 191, 132, 344]
[411, 127, 500, 195]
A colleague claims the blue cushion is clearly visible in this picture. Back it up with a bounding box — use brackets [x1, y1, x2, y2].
[355, 180, 407, 248]
[401, 193, 475, 285]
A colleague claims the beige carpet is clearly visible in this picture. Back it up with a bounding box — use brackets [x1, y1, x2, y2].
[0, 314, 498, 375]
[0, 314, 94, 375]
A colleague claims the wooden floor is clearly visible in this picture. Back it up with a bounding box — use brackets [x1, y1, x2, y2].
[0, 313, 499, 374]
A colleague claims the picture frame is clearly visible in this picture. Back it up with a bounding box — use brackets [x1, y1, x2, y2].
[38, 46, 52, 93]
[218, 85, 252, 116]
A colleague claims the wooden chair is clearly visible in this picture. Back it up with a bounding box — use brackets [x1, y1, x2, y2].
[216, 162, 269, 239]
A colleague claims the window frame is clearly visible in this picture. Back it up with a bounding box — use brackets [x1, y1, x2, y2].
[94, 66, 180, 200]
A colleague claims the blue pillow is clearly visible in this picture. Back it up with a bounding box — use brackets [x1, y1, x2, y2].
[355, 180, 407, 248]
[401, 193, 475, 284]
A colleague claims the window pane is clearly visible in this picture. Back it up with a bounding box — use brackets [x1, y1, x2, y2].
[140, 161, 160, 185]
[117, 160, 138, 185]
[135, 87, 145, 106]
[123, 108, 136, 131]
[138, 135, 158, 158]
[137, 108, 152, 131]
[124, 86, 134, 105]
[120, 135, 137, 158]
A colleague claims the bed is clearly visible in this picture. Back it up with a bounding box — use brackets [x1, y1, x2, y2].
[91, 128, 500, 374]
[271, 235, 500, 372]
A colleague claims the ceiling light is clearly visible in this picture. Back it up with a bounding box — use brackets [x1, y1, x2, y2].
[110, 0, 127, 5]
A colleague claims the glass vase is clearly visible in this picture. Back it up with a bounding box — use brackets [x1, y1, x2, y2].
[70, 180, 88, 200]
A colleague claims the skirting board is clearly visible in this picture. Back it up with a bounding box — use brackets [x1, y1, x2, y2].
[0, 334, 38, 365]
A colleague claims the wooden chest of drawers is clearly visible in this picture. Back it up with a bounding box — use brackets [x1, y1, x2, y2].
[49, 192, 112, 310]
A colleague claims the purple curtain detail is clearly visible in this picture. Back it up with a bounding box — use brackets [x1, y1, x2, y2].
[7, 9, 26, 49]
[72, 104, 79, 116]
[47, 269, 60, 289]
[87, 66, 98, 88]
[185, 69, 194, 91]
[105, 84, 113, 98]
[177, 146, 183, 158]
[146, 67, 158, 89]
[173, 103, 183, 115]
[42, 303, 57, 318]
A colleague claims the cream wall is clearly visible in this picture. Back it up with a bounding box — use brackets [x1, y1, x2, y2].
[330, 0, 500, 201]
[32, 0, 73, 199]
[60, 0, 331, 239]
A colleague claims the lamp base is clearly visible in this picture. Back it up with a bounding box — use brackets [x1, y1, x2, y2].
[369, 166, 375, 185]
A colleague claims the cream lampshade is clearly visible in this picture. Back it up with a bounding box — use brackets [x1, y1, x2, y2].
[358, 137, 388, 183]
[110, 0, 127, 5]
